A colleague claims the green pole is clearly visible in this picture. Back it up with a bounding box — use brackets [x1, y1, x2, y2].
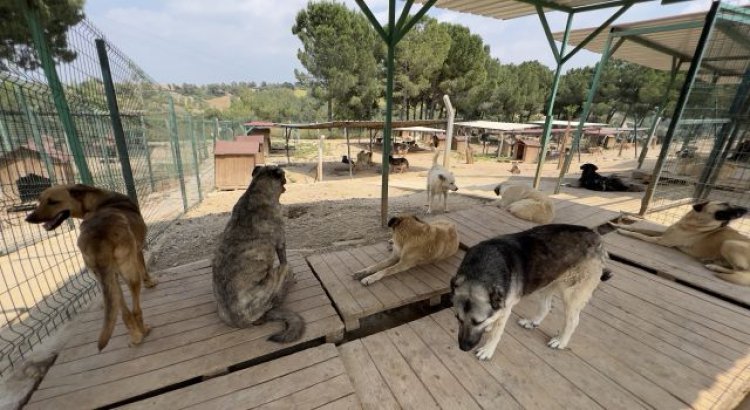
[141, 115, 156, 192]
[380, 0, 396, 227]
[168, 97, 188, 212]
[188, 114, 203, 201]
[213, 118, 219, 146]
[18, 0, 92, 184]
[14, 85, 56, 184]
[554, 30, 613, 194]
[201, 117, 209, 159]
[533, 11, 574, 190]
[639, 1, 720, 215]
[0, 114, 11, 153]
[96, 39, 138, 205]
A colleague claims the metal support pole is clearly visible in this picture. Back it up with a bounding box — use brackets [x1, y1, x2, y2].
[201, 117, 209, 159]
[555, 30, 613, 194]
[639, 1, 720, 215]
[533, 12, 574, 190]
[345, 127, 353, 177]
[96, 38, 138, 205]
[213, 118, 219, 146]
[140, 115, 156, 192]
[380, 0, 397, 227]
[168, 97, 188, 212]
[637, 62, 680, 169]
[188, 115, 203, 202]
[19, 0, 93, 184]
[443, 95, 455, 168]
[0, 114, 12, 152]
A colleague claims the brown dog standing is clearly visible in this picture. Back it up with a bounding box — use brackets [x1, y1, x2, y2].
[26, 184, 156, 350]
[353, 215, 459, 285]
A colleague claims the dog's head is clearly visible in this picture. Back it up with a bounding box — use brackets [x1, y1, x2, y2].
[450, 275, 507, 351]
[251, 165, 287, 194]
[25, 184, 99, 230]
[438, 172, 458, 192]
[387, 214, 423, 230]
[691, 201, 747, 227]
[580, 163, 598, 174]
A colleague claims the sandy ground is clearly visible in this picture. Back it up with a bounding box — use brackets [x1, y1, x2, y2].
[149, 141, 649, 271]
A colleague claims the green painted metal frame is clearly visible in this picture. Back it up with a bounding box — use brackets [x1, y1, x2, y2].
[18, 0, 93, 184]
[167, 96, 189, 212]
[188, 114, 203, 202]
[532, 2, 634, 189]
[354, 0, 436, 226]
[639, 0, 721, 215]
[96, 38, 139, 206]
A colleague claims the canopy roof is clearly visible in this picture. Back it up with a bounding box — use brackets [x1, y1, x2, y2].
[553, 6, 750, 76]
[427, 0, 667, 21]
[392, 126, 445, 133]
[529, 119, 609, 127]
[454, 120, 537, 131]
[278, 119, 446, 130]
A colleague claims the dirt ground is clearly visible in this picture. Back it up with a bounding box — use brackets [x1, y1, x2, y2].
[148, 141, 651, 271]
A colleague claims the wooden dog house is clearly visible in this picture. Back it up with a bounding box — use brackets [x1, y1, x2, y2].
[242, 121, 273, 156]
[214, 140, 262, 190]
[234, 135, 267, 163]
[512, 138, 541, 163]
[0, 137, 74, 202]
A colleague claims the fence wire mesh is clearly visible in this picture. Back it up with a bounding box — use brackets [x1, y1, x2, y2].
[0, 10, 214, 376]
[646, 4, 750, 234]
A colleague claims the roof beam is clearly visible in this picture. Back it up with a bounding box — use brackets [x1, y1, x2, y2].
[396, 0, 414, 31]
[573, 0, 651, 13]
[562, 3, 631, 64]
[537, 5, 560, 63]
[611, 20, 703, 37]
[355, 0, 388, 42]
[395, 0, 438, 42]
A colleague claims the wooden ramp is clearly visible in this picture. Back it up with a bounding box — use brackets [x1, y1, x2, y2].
[25, 252, 344, 409]
[307, 242, 465, 331]
[338, 261, 750, 410]
[604, 231, 750, 307]
[119, 344, 360, 409]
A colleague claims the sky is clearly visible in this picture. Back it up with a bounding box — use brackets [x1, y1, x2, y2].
[83, 0, 722, 85]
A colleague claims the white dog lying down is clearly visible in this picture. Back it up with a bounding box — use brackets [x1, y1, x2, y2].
[493, 184, 555, 224]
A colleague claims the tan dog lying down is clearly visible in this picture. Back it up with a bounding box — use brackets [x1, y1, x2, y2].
[353, 215, 459, 286]
[493, 184, 555, 224]
[611, 201, 750, 286]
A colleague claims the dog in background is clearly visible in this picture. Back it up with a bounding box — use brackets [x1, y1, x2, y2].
[451, 224, 611, 360]
[509, 162, 521, 175]
[353, 215, 458, 286]
[579, 163, 640, 192]
[611, 201, 750, 286]
[213, 165, 305, 343]
[356, 150, 373, 169]
[26, 184, 157, 351]
[388, 155, 409, 173]
[493, 184, 554, 224]
[427, 150, 459, 213]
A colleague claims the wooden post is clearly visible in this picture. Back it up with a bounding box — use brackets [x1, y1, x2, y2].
[317, 135, 325, 182]
[345, 127, 353, 178]
[285, 127, 291, 164]
[557, 121, 571, 170]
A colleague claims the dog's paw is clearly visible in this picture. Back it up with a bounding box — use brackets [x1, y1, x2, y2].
[518, 318, 538, 329]
[144, 278, 158, 288]
[352, 270, 370, 280]
[547, 337, 567, 350]
[475, 344, 497, 361]
[360, 274, 381, 286]
[704, 263, 723, 272]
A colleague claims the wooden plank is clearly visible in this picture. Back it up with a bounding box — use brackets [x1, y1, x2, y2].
[339, 340, 400, 410]
[252, 374, 355, 410]
[306, 253, 360, 329]
[315, 394, 362, 410]
[119, 344, 341, 409]
[603, 232, 750, 306]
[323, 250, 382, 314]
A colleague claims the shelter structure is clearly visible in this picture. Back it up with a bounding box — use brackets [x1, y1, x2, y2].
[242, 121, 272, 156]
[0, 137, 73, 202]
[355, 0, 685, 225]
[551, 2, 750, 229]
[214, 140, 262, 190]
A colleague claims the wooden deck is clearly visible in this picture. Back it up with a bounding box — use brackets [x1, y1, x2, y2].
[604, 231, 750, 307]
[339, 261, 750, 410]
[307, 242, 465, 331]
[25, 252, 344, 409]
[119, 344, 360, 409]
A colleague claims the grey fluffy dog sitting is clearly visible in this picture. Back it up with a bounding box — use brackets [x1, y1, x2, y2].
[212, 165, 304, 343]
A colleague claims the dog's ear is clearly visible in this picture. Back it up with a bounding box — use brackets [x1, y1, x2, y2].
[251, 166, 263, 177]
[493, 184, 502, 196]
[692, 201, 709, 212]
[438, 174, 446, 181]
[450, 275, 465, 292]
[715, 205, 748, 223]
[272, 166, 285, 178]
[387, 216, 402, 228]
[489, 284, 504, 310]
[68, 184, 96, 202]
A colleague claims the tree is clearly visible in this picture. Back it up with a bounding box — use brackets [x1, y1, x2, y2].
[292, 2, 383, 121]
[1, 0, 85, 70]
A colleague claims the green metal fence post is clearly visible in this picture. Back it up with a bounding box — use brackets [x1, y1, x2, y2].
[213, 118, 219, 146]
[0, 114, 12, 153]
[168, 97, 189, 212]
[95, 38, 139, 205]
[188, 114, 203, 201]
[14, 85, 56, 184]
[140, 115, 156, 192]
[554, 30, 613, 194]
[533, 10, 574, 190]
[201, 117, 209, 159]
[639, 1, 720, 215]
[18, 0, 93, 184]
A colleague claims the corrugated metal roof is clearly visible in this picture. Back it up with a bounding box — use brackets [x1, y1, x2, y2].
[553, 7, 749, 76]
[454, 120, 537, 131]
[214, 140, 260, 156]
[429, 0, 664, 20]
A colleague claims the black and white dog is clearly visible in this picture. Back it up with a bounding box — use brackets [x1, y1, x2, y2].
[450, 224, 612, 360]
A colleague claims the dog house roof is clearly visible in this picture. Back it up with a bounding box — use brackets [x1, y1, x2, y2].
[235, 135, 265, 145]
[214, 140, 260, 156]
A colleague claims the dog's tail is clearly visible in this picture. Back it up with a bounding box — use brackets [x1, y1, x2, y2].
[596, 241, 613, 282]
[264, 307, 305, 343]
[601, 268, 613, 281]
[432, 150, 441, 165]
[98, 269, 123, 351]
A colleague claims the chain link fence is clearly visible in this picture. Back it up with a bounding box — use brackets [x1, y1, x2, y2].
[643, 3, 750, 234]
[0, 6, 215, 377]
